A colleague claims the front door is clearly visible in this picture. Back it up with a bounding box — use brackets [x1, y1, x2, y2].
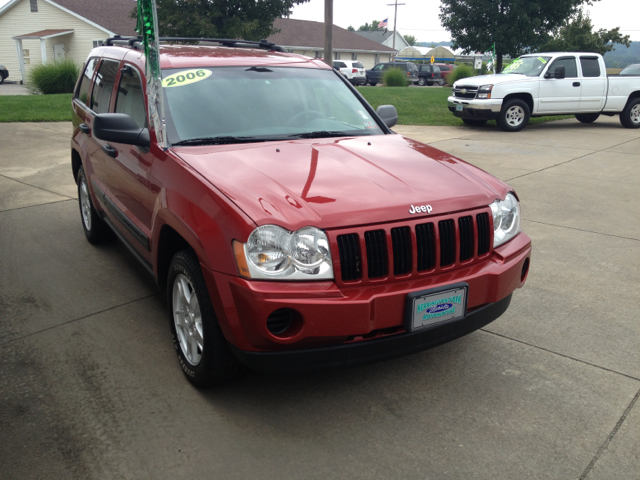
[53, 43, 65, 61]
[538, 56, 581, 113]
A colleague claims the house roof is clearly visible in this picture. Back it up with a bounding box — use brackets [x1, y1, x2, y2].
[355, 30, 394, 44]
[51, 0, 138, 36]
[0, 0, 138, 36]
[268, 18, 396, 53]
[13, 29, 74, 39]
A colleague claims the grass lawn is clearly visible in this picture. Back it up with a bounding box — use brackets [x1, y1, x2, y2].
[0, 94, 72, 122]
[357, 86, 572, 127]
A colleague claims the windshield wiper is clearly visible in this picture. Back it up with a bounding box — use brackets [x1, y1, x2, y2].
[288, 131, 358, 139]
[172, 136, 261, 146]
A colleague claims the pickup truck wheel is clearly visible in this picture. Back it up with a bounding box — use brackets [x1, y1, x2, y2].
[417, 77, 426, 86]
[168, 250, 243, 388]
[77, 167, 114, 244]
[462, 119, 487, 126]
[620, 98, 640, 128]
[498, 99, 530, 132]
[575, 113, 600, 124]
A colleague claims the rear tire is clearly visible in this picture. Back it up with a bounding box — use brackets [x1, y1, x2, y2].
[462, 119, 488, 126]
[369, 81, 378, 86]
[77, 167, 114, 244]
[575, 113, 600, 124]
[620, 98, 640, 128]
[498, 99, 530, 132]
[438, 78, 445, 86]
[168, 250, 243, 388]
[417, 77, 426, 86]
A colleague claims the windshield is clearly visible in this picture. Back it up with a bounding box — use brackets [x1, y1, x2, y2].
[502, 56, 551, 76]
[162, 67, 384, 145]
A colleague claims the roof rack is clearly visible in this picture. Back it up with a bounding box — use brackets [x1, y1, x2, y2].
[158, 37, 286, 52]
[101, 35, 286, 53]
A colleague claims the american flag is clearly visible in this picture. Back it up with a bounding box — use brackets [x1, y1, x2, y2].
[378, 18, 388, 29]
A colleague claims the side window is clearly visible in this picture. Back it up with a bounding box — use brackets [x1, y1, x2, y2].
[549, 57, 578, 78]
[90, 59, 119, 114]
[580, 57, 601, 77]
[333, 61, 347, 69]
[372, 64, 384, 71]
[75, 58, 98, 106]
[115, 65, 147, 129]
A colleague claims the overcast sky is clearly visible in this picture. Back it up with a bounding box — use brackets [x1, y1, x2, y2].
[0, 0, 636, 42]
[289, 0, 639, 42]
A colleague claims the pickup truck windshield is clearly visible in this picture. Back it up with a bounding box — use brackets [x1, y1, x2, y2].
[502, 56, 551, 77]
[162, 67, 383, 145]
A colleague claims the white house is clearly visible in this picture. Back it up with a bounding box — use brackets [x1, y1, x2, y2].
[355, 30, 409, 52]
[0, 0, 137, 83]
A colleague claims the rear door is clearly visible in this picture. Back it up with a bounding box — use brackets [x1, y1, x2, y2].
[538, 56, 581, 113]
[578, 56, 606, 112]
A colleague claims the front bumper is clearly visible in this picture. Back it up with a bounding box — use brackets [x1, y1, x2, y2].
[231, 293, 512, 373]
[448, 96, 503, 120]
[201, 233, 531, 372]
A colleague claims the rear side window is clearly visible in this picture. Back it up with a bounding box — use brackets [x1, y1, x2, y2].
[75, 58, 98, 105]
[333, 62, 347, 69]
[91, 60, 119, 113]
[433, 66, 441, 73]
[115, 65, 147, 129]
[549, 57, 578, 78]
[354, 62, 364, 69]
[580, 57, 601, 77]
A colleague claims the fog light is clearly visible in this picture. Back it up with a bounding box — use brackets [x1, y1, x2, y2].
[266, 308, 302, 337]
[521, 258, 530, 283]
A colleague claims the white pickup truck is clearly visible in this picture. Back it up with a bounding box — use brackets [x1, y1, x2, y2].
[447, 52, 640, 132]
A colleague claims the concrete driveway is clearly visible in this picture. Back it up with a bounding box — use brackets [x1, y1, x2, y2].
[1, 117, 639, 479]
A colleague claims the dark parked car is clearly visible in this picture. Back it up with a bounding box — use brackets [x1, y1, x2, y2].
[366, 61, 419, 86]
[417, 64, 442, 86]
[0, 64, 8, 84]
[434, 63, 455, 85]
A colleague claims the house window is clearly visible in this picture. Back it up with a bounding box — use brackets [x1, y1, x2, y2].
[351, 52, 358, 60]
[30, 0, 38, 12]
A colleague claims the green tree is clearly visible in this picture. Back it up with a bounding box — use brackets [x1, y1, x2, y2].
[538, 9, 630, 55]
[347, 25, 355, 32]
[153, 0, 310, 41]
[404, 34, 417, 46]
[439, 0, 590, 72]
[358, 20, 383, 31]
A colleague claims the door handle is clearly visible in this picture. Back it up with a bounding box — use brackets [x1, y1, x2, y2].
[78, 123, 90, 134]
[102, 143, 117, 158]
[573, 82, 581, 87]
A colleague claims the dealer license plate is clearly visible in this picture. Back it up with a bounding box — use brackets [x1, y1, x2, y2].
[455, 104, 463, 112]
[411, 286, 467, 330]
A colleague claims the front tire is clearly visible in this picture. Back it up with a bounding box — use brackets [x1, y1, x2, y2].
[575, 113, 600, 124]
[168, 250, 243, 388]
[77, 167, 113, 244]
[498, 99, 530, 132]
[369, 81, 378, 86]
[620, 98, 640, 128]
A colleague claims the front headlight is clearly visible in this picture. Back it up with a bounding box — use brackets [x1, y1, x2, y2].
[490, 193, 521, 247]
[233, 225, 334, 280]
[477, 84, 493, 99]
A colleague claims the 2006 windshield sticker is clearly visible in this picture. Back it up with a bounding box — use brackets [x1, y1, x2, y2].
[162, 69, 212, 88]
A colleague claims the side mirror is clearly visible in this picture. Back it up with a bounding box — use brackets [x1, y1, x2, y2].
[545, 65, 566, 79]
[376, 105, 398, 128]
[93, 113, 150, 148]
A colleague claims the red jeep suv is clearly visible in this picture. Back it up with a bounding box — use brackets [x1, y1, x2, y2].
[71, 37, 531, 387]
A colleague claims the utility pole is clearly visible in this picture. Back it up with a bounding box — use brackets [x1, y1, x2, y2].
[324, 0, 333, 67]
[387, 0, 405, 58]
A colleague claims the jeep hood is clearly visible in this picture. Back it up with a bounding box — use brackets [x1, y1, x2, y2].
[172, 134, 510, 231]
[453, 73, 534, 87]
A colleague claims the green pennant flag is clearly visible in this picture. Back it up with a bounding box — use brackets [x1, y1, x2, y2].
[136, 0, 166, 148]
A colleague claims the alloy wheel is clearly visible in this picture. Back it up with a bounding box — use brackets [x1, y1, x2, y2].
[80, 177, 92, 231]
[173, 274, 204, 365]
[505, 105, 525, 127]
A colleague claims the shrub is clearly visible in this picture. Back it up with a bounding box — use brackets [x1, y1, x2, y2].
[383, 68, 409, 87]
[447, 64, 476, 85]
[29, 59, 80, 94]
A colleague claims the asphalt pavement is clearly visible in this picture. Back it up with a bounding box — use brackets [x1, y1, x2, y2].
[1, 116, 639, 479]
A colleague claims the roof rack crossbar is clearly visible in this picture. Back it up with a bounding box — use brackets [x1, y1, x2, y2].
[104, 35, 142, 46]
[158, 37, 286, 52]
